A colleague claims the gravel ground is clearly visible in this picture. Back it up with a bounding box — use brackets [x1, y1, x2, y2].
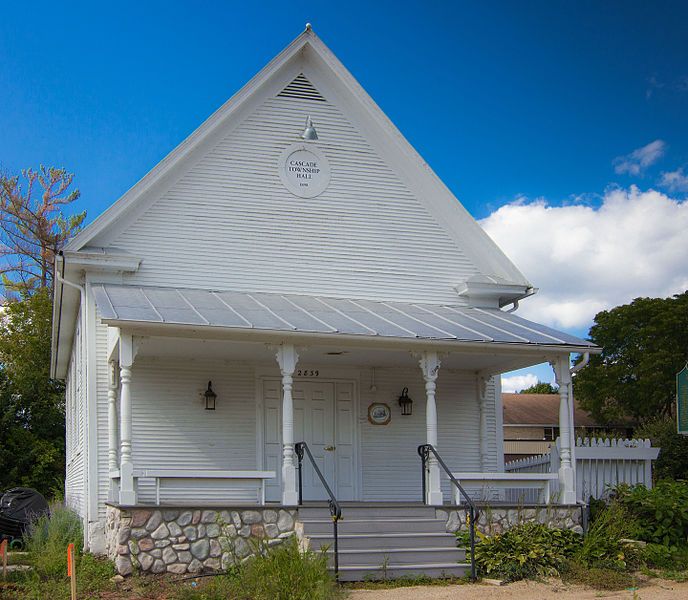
[347, 578, 688, 599]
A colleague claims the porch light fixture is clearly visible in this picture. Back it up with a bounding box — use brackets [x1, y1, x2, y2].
[204, 381, 217, 411]
[398, 387, 413, 416]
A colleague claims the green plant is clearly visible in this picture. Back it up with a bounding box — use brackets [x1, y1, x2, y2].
[175, 536, 340, 600]
[576, 501, 640, 571]
[613, 481, 688, 547]
[23, 503, 83, 579]
[472, 522, 581, 582]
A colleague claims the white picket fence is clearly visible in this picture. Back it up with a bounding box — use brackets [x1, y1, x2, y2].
[504, 437, 660, 503]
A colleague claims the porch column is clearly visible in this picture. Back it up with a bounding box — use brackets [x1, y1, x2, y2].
[419, 351, 443, 505]
[107, 360, 119, 502]
[551, 355, 576, 504]
[119, 334, 136, 505]
[275, 344, 299, 506]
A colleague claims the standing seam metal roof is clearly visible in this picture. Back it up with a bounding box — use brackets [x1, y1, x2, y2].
[92, 284, 596, 348]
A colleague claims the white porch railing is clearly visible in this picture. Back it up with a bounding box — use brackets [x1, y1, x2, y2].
[504, 437, 659, 502]
[450, 472, 559, 505]
[110, 470, 275, 506]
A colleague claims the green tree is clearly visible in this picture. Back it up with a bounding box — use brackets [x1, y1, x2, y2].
[0, 166, 85, 296]
[574, 292, 688, 424]
[519, 381, 558, 394]
[0, 289, 66, 496]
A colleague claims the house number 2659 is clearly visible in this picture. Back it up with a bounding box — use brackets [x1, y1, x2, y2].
[296, 370, 319, 377]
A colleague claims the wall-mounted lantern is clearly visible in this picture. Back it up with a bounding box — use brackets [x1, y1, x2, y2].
[204, 381, 217, 411]
[398, 387, 413, 416]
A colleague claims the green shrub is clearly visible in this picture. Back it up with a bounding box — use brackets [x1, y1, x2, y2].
[642, 543, 688, 570]
[175, 536, 341, 600]
[23, 503, 83, 579]
[613, 481, 688, 547]
[471, 522, 581, 582]
[575, 501, 641, 571]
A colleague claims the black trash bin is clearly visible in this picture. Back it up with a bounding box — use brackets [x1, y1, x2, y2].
[0, 487, 50, 549]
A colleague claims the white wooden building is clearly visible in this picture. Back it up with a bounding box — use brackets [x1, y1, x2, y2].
[51, 27, 597, 576]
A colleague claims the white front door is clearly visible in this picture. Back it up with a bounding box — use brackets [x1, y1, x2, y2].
[262, 379, 356, 502]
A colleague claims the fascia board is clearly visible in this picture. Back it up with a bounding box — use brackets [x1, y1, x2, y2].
[66, 31, 314, 251]
[103, 318, 600, 355]
[62, 251, 141, 273]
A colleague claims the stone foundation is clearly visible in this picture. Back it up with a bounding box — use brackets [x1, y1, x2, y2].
[437, 504, 584, 536]
[105, 505, 301, 575]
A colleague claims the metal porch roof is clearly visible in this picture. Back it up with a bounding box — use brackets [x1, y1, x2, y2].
[92, 284, 596, 349]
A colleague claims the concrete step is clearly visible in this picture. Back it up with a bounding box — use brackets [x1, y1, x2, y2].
[299, 505, 436, 520]
[302, 517, 447, 535]
[325, 547, 466, 566]
[334, 563, 470, 582]
[308, 532, 459, 551]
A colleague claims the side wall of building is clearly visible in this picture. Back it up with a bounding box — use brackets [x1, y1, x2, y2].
[65, 309, 86, 518]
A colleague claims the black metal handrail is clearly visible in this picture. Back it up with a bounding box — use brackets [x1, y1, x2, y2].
[295, 441, 342, 580]
[418, 443, 477, 581]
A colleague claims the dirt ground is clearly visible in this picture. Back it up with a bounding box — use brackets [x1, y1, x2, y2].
[347, 578, 688, 599]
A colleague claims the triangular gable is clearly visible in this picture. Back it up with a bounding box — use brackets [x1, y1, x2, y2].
[67, 27, 531, 300]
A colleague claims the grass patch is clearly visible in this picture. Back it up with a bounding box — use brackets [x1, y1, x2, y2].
[3, 503, 116, 600]
[560, 560, 638, 590]
[344, 575, 470, 589]
[173, 536, 341, 600]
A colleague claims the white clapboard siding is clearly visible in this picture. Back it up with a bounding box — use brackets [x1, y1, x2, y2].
[65, 312, 86, 518]
[129, 359, 258, 502]
[359, 368, 490, 502]
[112, 77, 479, 304]
[95, 313, 110, 520]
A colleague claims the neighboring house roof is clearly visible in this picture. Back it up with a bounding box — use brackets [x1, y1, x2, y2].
[502, 393, 601, 427]
[92, 284, 596, 349]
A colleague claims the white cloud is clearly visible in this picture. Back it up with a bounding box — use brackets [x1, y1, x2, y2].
[501, 373, 539, 393]
[659, 167, 688, 192]
[481, 186, 688, 330]
[613, 140, 665, 175]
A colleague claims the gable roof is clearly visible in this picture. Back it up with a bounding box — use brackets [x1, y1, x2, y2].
[64, 26, 531, 291]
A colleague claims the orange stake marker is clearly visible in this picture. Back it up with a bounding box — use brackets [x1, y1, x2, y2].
[67, 543, 76, 600]
[1, 538, 7, 579]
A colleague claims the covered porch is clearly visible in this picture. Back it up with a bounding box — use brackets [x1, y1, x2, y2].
[96, 284, 594, 511]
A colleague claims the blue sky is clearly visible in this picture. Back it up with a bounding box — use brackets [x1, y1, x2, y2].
[2, 1, 687, 388]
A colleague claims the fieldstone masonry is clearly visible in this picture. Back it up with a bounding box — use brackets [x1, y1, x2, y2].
[106, 505, 301, 575]
[437, 504, 584, 536]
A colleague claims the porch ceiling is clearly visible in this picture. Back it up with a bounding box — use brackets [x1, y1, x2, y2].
[132, 336, 557, 373]
[93, 284, 595, 355]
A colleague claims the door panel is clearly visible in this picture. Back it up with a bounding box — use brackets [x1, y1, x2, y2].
[263, 378, 356, 502]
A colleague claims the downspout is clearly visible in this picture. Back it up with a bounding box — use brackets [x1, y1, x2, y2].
[55, 255, 90, 551]
[568, 352, 590, 504]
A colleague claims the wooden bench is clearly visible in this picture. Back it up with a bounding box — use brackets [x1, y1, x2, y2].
[127, 469, 276, 505]
[451, 472, 559, 505]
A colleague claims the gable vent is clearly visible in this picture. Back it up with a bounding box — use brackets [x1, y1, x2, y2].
[277, 74, 326, 102]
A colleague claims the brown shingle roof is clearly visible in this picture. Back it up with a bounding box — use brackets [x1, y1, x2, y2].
[502, 393, 600, 427]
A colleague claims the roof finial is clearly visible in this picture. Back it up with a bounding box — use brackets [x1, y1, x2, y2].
[305, 22, 313, 33]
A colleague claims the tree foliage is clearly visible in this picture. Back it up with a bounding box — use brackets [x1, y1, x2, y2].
[575, 292, 688, 424]
[519, 381, 559, 394]
[0, 288, 65, 496]
[0, 166, 85, 296]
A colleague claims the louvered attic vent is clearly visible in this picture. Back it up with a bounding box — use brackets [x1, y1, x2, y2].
[277, 74, 326, 101]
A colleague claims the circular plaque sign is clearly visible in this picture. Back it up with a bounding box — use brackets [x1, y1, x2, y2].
[279, 143, 331, 198]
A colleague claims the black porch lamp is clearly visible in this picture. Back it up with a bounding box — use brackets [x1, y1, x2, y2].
[204, 381, 217, 411]
[398, 387, 413, 416]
